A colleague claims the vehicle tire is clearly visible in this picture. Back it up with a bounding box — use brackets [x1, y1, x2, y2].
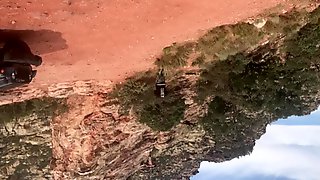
[27, 74, 32, 82]
[31, 70, 37, 79]
[11, 70, 17, 82]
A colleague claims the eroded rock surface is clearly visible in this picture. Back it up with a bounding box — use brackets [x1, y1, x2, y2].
[51, 95, 156, 179]
[0, 98, 66, 179]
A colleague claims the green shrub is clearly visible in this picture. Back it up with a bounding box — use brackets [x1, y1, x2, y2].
[155, 42, 196, 68]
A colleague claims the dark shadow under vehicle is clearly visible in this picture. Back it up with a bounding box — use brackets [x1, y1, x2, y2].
[0, 29, 67, 55]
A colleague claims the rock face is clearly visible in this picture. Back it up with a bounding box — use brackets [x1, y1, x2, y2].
[0, 97, 67, 179]
[0, 80, 112, 106]
[129, 112, 264, 180]
[1, 88, 315, 180]
[0, 114, 52, 180]
[0, 81, 112, 179]
[51, 95, 157, 180]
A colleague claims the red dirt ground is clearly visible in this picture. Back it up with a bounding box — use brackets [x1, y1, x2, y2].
[1, 0, 288, 85]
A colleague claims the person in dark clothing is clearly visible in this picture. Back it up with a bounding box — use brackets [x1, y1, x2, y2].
[155, 68, 166, 98]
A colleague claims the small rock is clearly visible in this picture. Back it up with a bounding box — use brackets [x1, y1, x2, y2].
[63, 0, 72, 5]
[185, 99, 193, 105]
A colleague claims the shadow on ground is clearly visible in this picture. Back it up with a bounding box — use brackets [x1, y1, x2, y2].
[0, 29, 67, 54]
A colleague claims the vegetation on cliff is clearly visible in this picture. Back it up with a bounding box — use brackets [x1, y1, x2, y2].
[129, 5, 320, 180]
[111, 71, 186, 131]
[0, 97, 68, 124]
[0, 98, 68, 179]
[115, 5, 320, 133]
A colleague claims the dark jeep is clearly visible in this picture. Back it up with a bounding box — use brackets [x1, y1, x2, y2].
[0, 39, 41, 89]
[0, 39, 42, 66]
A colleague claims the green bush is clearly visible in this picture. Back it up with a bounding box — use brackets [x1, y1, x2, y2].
[139, 91, 186, 131]
[155, 42, 196, 68]
[112, 71, 186, 131]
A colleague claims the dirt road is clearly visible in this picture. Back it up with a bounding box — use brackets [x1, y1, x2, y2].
[1, 0, 287, 85]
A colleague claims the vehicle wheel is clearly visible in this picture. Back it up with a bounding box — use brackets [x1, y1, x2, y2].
[27, 74, 32, 82]
[11, 71, 16, 80]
